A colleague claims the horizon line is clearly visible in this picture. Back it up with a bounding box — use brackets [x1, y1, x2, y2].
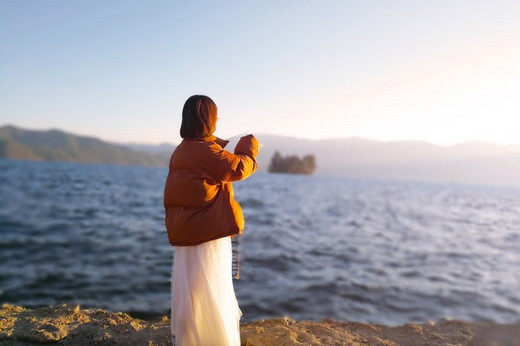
[2, 123, 520, 149]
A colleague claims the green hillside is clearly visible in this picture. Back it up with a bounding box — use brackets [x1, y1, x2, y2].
[0, 125, 170, 166]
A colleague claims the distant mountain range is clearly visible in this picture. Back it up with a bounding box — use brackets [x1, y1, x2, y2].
[253, 134, 520, 187]
[2, 125, 520, 187]
[0, 125, 171, 166]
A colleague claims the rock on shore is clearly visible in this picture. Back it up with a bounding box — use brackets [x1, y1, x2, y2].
[1, 304, 519, 345]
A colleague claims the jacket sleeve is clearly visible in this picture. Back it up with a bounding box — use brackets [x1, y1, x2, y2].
[212, 134, 259, 182]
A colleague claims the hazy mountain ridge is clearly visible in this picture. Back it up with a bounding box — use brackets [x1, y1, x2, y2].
[123, 142, 175, 154]
[0, 125, 170, 166]
[252, 134, 520, 187]
[1, 125, 519, 186]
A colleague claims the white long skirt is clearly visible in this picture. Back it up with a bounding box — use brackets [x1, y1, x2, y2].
[171, 236, 242, 346]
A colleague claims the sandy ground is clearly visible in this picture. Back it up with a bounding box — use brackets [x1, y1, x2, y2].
[1, 304, 519, 345]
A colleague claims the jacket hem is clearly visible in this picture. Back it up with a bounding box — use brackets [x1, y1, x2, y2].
[169, 229, 241, 247]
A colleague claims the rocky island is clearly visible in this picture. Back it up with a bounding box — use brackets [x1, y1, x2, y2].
[1, 304, 518, 345]
[268, 151, 316, 175]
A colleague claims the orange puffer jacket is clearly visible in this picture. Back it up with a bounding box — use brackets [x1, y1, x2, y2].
[164, 134, 259, 246]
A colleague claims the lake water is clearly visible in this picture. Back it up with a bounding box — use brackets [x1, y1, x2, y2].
[1, 159, 519, 325]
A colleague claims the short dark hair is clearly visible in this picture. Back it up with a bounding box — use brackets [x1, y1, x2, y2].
[180, 95, 218, 139]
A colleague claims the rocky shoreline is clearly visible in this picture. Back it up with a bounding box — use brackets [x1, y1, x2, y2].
[1, 304, 518, 345]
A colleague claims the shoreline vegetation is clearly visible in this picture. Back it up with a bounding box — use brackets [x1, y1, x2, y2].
[1, 305, 519, 345]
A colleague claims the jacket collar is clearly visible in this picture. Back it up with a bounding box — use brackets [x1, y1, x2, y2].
[184, 135, 229, 149]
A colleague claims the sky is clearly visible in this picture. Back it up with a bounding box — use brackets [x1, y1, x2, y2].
[1, 0, 519, 146]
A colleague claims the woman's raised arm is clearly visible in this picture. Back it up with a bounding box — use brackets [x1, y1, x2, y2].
[213, 134, 259, 182]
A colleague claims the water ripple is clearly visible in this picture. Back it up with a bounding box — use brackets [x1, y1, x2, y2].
[1, 160, 519, 325]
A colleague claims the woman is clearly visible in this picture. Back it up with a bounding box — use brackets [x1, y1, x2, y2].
[164, 95, 259, 345]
